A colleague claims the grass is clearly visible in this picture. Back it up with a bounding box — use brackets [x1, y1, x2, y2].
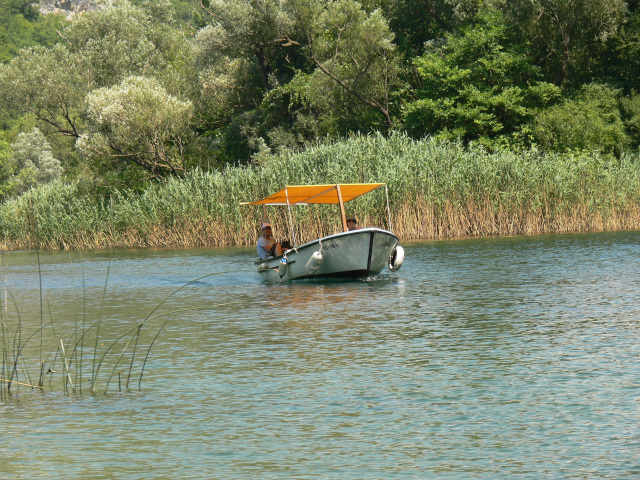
[0, 133, 639, 250]
[0, 253, 230, 396]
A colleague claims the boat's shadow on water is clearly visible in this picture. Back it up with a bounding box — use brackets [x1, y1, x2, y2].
[164, 269, 401, 288]
[264, 272, 401, 286]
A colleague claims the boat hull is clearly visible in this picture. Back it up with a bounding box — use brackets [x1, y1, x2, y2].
[257, 228, 399, 282]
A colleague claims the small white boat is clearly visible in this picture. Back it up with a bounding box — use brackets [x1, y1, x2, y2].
[241, 183, 404, 281]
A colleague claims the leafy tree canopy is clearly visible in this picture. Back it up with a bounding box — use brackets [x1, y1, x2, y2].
[6, 127, 63, 196]
[502, 0, 627, 85]
[78, 75, 194, 179]
[0, 0, 67, 63]
[403, 7, 560, 148]
[532, 84, 628, 156]
[2, 0, 640, 194]
[194, 0, 402, 163]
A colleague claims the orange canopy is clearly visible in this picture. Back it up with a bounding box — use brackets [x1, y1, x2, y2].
[241, 183, 385, 206]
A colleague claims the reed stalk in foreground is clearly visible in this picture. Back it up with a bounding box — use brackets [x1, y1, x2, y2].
[0, 253, 234, 395]
[0, 134, 638, 251]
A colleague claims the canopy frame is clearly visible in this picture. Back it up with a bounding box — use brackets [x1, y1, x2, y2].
[242, 183, 391, 239]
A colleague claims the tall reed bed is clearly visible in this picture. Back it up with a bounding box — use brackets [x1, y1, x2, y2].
[0, 133, 639, 250]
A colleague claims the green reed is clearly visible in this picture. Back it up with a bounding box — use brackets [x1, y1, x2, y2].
[0, 256, 230, 396]
[0, 133, 639, 250]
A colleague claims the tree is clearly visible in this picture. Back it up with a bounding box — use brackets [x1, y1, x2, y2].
[78, 76, 194, 179]
[532, 83, 629, 155]
[191, 24, 271, 134]
[0, 0, 66, 63]
[403, 7, 560, 147]
[193, 0, 403, 162]
[620, 90, 640, 148]
[192, 0, 310, 161]
[591, 1, 640, 93]
[371, 0, 455, 56]
[0, 1, 192, 140]
[62, 0, 195, 94]
[288, 0, 402, 131]
[0, 134, 14, 198]
[0, 0, 198, 182]
[8, 127, 63, 194]
[0, 44, 90, 138]
[195, 0, 303, 90]
[503, 0, 627, 85]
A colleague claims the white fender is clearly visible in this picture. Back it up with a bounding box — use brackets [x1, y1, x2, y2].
[388, 245, 404, 272]
[278, 257, 288, 278]
[305, 250, 323, 274]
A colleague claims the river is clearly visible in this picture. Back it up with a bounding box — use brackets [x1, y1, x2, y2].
[1, 231, 639, 479]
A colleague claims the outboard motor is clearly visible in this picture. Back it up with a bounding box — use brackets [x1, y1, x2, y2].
[388, 245, 405, 272]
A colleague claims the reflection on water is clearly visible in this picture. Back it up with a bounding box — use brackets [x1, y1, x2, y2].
[1, 232, 640, 479]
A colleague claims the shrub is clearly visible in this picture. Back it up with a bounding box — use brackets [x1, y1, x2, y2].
[532, 84, 629, 156]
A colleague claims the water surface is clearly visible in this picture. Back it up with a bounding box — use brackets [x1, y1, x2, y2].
[1, 231, 639, 479]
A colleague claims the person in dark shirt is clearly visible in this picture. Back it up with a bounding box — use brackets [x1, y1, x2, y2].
[346, 214, 360, 231]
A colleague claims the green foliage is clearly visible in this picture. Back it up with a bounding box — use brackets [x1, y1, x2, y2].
[598, 5, 640, 94]
[0, 133, 14, 197]
[502, 0, 627, 85]
[620, 91, 640, 148]
[79, 76, 194, 178]
[382, 0, 455, 56]
[380, 0, 505, 56]
[190, 0, 318, 161]
[403, 7, 560, 148]
[4, 0, 39, 20]
[0, 44, 90, 136]
[0, 1, 198, 183]
[62, 0, 194, 92]
[3, 0, 640, 192]
[193, 0, 303, 89]
[8, 127, 63, 194]
[191, 0, 402, 163]
[532, 84, 629, 156]
[0, 127, 63, 198]
[294, 0, 402, 131]
[0, 1, 66, 63]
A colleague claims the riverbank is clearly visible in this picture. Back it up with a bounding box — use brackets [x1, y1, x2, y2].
[1, 134, 639, 250]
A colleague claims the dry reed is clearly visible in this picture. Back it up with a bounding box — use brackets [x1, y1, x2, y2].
[0, 133, 639, 250]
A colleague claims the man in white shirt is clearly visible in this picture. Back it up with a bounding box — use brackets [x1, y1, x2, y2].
[257, 223, 282, 260]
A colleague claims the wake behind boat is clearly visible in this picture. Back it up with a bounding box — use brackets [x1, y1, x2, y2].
[241, 184, 404, 281]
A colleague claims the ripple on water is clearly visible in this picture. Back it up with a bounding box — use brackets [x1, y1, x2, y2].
[1, 232, 640, 479]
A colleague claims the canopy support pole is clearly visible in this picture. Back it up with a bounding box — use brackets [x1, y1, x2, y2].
[385, 184, 392, 232]
[336, 184, 347, 232]
[284, 187, 298, 246]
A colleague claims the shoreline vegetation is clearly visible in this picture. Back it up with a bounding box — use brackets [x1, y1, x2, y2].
[1, 134, 639, 251]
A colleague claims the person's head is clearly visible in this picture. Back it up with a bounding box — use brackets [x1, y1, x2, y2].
[261, 222, 273, 237]
[346, 214, 357, 230]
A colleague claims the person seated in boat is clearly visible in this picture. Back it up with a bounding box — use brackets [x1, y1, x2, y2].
[257, 223, 283, 261]
[346, 214, 360, 231]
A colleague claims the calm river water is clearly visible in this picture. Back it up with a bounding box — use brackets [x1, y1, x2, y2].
[1, 231, 639, 479]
